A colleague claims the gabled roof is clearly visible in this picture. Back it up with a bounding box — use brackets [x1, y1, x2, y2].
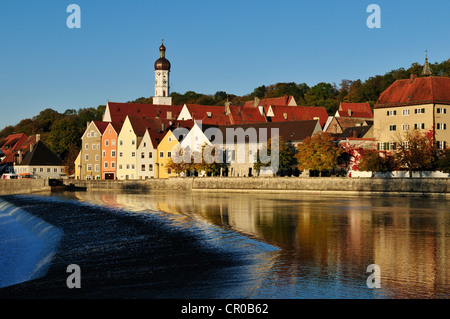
[0, 133, 33, 164]
[92, 121, 109, 134]
[336, 110, 373, 119]
[267, 105, 329, 128]
[215, 120, 320, 144]
[183, 104, 227, 120]
[244, 95, 296, 108]
[105, 102, 183, 123]
[229, 105, 267, 124]
[0, 133, 28, 152]
[375, 76, 450, 108]
[105, 122, 123, 135]
[17, 141, 64, 166]
[339, 103, 373, 116]
[339, 125, 373, 139]
[128, 116, 166, 137]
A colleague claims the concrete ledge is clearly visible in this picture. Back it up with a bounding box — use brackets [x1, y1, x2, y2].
[0, 179, 51, 196]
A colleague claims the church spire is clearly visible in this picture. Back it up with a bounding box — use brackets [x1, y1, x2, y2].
[422, 50, 432, 77]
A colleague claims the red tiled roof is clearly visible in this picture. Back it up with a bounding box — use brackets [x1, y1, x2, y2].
[106, 102, 183, 123]
[268, 105, 329, 127]
[230, 105, 267, 124]
[244, 95, 295, 107]
[336, 110, 373, 119]
[339, 103, 373, 116]
[184, 104, 227, 120]
[375, 76, 450, 108]
[92, 121, 110, 134]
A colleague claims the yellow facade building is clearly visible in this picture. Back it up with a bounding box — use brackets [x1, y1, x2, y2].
[374, 63, 450, 152]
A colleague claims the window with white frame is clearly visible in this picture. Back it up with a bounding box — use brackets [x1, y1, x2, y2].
[437, 123, 447, 130]
[414, 123, 425, 130]
[111, 162, 115, 168]
[415, 108, 425, 114]
[87, 164, 92, 171]
[437, 141, 447, 150]
[387, 110, 397, 116]
[104, 162, 108, 168]
[402, 124, 410, 131]
[95, 164, 99, 172]
[111, 150, 116, 157]
[389, 125, 396, 131]
[402, 109, 410, 116]
[437, 108, 447, 114]
[105, 140, 109, 146]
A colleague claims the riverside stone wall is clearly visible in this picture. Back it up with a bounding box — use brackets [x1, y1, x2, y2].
[63, 177, 450, 197]
[0, 179, 50, 196]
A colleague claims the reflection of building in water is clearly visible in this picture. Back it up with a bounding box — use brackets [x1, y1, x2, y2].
[373, 208, 449, 298]
[72, 190, 449, 298]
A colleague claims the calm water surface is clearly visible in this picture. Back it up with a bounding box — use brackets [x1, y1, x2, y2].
[51, 190, 450, 299]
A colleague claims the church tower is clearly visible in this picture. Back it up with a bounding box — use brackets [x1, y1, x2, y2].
[153, 41, 172, 105]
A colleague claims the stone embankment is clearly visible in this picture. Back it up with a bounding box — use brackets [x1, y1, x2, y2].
[0, 179, 51, 196]
[62, 177, 450, 197]
[1, 177, 449, 197]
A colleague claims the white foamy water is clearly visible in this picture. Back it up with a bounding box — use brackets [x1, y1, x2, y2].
[0, 199, 62, 288]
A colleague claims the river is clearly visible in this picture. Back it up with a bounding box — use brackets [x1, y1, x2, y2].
[0, 190, 449, 299]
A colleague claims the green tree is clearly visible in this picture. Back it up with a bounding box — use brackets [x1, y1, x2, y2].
[436, 148, 450, 174]
[255, 137, 297, 176]
[295, 132, 343, 176]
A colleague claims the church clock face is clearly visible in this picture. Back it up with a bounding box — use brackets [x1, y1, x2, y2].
[163, 80, 167, 84]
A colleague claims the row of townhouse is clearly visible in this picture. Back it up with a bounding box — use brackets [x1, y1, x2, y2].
[74, 116, 322, 180]
[75, 96, 334, 180]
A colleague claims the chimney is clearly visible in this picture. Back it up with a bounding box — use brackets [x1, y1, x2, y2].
[410, 74, 417, 83]
[29, 143, 34, 153]
[352, 130, 357, 138]
[86, 121, 91, 129]
[348, 109, 352, 117]
[36, 134, 40, 142]
[225, 102, 231, 115]
[253, 97, 260, 108]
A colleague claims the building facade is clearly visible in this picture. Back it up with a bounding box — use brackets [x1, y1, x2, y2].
[374, 74, 450, 152]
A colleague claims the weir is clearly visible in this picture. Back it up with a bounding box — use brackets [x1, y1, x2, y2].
[0, 199, 62, 288]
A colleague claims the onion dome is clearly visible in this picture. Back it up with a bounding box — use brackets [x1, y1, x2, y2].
[154, 41, 171, 71]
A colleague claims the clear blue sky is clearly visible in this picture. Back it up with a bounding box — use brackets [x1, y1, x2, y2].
[1, 0, 449, 130]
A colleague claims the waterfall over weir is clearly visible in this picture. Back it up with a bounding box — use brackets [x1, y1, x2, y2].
[0, 199, 62, 288]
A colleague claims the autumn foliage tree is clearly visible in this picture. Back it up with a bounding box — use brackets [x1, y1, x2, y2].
[393, 129, 438, 177]
[295, 132, 343, 176]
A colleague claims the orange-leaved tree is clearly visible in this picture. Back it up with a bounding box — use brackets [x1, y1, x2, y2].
[295, 132, 343, 177]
